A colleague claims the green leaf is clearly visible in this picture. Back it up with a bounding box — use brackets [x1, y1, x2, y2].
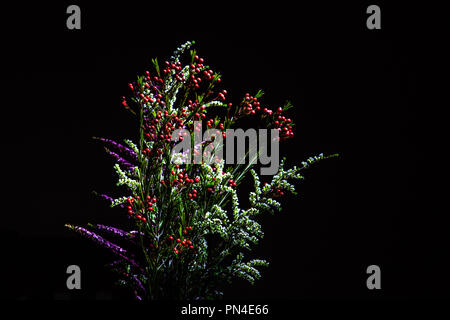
[152, 58, 160, 77]
[283, 100, 294, 111]
[255, 89, 265, 99]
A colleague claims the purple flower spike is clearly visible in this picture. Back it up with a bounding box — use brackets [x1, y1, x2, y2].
[104, 148, 136, 173]
[93, 137, 139, 162]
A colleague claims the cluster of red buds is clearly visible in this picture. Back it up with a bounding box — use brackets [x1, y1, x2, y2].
[228, 179, 237, 188]
[187, 100, 207, 121]
[218, 89, 227, 101]
[236, 92, 294, 141]
[144, 111, 185, 147]
[163, 60, 186, 82]
[205, 118, 227, 132]
[126, 196, 146, 222]
[162, 164, 202, 188]
[127, 71, 164, 104]
[242, 93, 262, 115]
[145, 195, 157, 211]
[188, 189, 198, 199]
[274, 107, 294, 140]
[168, 226, 194, 255]
[126, 195, 157, 222]
[121, 96, 128, 108]
[240, 93, 274, 118]
[187, 55, 220, 89]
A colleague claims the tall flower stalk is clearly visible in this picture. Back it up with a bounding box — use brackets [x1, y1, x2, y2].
[66, 41, 337, 300]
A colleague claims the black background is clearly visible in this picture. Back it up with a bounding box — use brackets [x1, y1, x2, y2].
[1, 1, 446, 303]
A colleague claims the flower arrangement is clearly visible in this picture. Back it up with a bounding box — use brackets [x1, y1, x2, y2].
[66, 41, 337, 300]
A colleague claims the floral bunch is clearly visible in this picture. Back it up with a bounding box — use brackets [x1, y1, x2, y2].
[66, 41, 337, 300]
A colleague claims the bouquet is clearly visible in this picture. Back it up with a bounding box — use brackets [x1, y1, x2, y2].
[66, 41, 337, 300]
